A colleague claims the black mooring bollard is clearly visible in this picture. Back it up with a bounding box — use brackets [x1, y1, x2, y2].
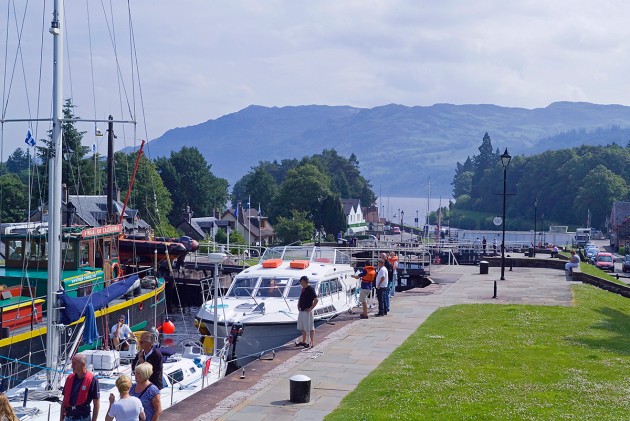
[509, 257, 513, 271]
[289, 374, 311, 403]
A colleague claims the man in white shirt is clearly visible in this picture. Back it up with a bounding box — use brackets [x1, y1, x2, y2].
[110, 315, 133, 351]
[375, 260, 389, 317]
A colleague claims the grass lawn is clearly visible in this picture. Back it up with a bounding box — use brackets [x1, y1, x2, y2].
[327, 285, 630, 420]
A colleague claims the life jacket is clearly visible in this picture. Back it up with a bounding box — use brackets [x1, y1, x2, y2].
[388, 255, 398, 266]
[62, 371, 94, 409]
[361, 266, 376, 283]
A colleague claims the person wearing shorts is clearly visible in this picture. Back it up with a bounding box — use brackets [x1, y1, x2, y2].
[352, 265, 376, 319]
[296, 276, 318, 348]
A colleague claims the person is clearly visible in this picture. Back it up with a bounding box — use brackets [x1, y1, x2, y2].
[551, 245, 559, 258]
[130, 363, 162, 421]
[482, 237, 487, 254]
[388, 251, 398, 297]
[337, 231, 343, 244]
[565, 250, 580, 272]
[295, 276, 318, 348]
[60, 354, 100, 421]
[374, 260, 389, 317]
[351, 264, 376, 319]
[132, 332, 163, 389]
[380, 253, 393, 314]
[0, 393, 19, 421]
[110, 315, 133, 351]
[492, 237, 498, 255]
[105, 375, 145, 421]
[267, 278, 281, 297]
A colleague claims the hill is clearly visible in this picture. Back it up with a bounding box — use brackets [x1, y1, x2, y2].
[133, 102, 630, 197]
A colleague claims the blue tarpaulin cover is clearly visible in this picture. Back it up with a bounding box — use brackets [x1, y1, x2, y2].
[59, 274, 139, 325]
[82, 303, 99, 344]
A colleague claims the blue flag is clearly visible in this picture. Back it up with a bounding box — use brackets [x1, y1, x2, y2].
[234, 204, 238, 219]
[25, 129, 36, 147]
[92, 143, 96, 153]
[247, 196, 251, 209]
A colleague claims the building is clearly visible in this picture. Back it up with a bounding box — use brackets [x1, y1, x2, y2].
[609, 201, 630, 251]
[30, 194, 150, 234]
[221, 207, 276, 246]
[341, 199, 367, 235]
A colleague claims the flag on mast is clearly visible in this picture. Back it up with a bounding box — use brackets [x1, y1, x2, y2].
[248, 195, 251, 209]
[25, 128, 36, 147]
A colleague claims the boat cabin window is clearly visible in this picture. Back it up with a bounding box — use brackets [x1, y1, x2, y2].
[228, 277, 259, 297]
[257, 277, 289, 297]
[167, 369, 184, 385]
[8, 240, 24, 260]
[61, 241, 77, 265]
[287, 278, 318, 298]
[79, 241, 90, 266]
[331, 278, 343, 293]
[319, 280, 330, 297]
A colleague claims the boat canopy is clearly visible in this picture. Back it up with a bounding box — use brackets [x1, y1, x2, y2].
[59, 274, 139, 324]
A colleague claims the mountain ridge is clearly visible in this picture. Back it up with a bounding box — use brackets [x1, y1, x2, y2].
[132, 101, 630, 197]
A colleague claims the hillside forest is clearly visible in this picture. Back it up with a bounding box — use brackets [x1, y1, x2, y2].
[445, 133, 630, 231]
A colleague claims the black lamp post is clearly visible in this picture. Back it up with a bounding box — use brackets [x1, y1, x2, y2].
[533, 199, 538, 257]
[400, 210, 404, 242]
[499, 148, 512, 288]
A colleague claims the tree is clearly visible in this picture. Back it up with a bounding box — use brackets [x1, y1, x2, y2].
[0, 174, 29, 222]
[155, 147, 229, 223]
[114, 151, 173, 234]
[270, 163, 332, 222]
[35, 99, 97, 203]
[315, 194, 347, 237]
[574, 165, 629, 229]
[274, 210, 314, 244]
[232, 167, 278, 215]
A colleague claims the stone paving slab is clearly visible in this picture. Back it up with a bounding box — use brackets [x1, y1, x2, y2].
[164, 263, 574, 421]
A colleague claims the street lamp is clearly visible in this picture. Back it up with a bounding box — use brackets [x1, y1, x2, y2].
[400, 210, 404, 243]
[499, 148, 512, 289]
[533, 198, 538, 257]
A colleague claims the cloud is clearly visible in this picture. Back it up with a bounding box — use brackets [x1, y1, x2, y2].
[2, 0, 630, 159]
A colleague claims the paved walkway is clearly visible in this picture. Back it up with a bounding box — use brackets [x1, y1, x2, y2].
[187, 263, 576, 421]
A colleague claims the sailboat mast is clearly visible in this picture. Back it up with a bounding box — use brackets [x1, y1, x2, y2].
[46, 0, 64, 386]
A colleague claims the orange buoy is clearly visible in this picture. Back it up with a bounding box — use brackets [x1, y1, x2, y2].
[163, 319, 176, 334]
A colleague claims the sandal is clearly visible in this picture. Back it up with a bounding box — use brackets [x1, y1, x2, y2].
[295, 341, 307, 347]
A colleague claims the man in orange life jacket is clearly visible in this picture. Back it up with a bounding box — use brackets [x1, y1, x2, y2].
[60, 354, 100, 421]
[351, 265, 376, 319]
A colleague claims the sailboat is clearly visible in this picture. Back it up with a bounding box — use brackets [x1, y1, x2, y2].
[0, 1, 227, 419]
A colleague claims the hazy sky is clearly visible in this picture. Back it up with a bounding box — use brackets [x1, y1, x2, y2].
[2, 0, 630, 157]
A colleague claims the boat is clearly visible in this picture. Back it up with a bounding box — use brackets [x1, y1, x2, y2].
[194, 246, 359, 366]
[118, 234, 195, 268]
[0, 222, 167, 386]
[0, 1, 228, 418]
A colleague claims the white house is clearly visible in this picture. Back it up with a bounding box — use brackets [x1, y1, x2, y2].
[341, 199, 367, 235]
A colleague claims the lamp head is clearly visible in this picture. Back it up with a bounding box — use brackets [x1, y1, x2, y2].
[500, 148, 512, 168]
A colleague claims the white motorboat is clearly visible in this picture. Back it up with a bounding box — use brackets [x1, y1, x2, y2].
[195, 246, 359, 365]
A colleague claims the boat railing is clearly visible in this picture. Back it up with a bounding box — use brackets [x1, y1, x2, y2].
[259, 245, 352, 265]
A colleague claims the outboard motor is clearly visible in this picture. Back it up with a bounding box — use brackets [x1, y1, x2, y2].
[228, 322, 244, 369]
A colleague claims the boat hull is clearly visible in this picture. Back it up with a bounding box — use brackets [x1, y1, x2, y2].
[202, 319, 324, 366]
[119, 239, 187, 265]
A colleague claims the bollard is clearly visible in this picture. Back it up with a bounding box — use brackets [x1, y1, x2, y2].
[289, 374, 311, 403]
[479, 261, 489, 275]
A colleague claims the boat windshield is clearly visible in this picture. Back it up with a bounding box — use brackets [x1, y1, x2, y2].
[257, 277, 289, 297]
[287, 278, 318, 298]
[227, 277, 260, 297]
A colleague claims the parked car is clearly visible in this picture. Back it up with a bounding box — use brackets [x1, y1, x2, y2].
[622, 255, 630, 273]
[594, 252, 615, 272]
[585, 247, 599, 262]
[392, 227, 401, 234]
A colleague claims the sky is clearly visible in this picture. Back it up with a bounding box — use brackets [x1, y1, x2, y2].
[2, 0, 630, 158]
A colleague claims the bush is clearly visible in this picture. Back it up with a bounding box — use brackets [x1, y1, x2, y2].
[619, 246, 626, 256]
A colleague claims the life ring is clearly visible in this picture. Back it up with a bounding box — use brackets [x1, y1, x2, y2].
[111, 263, 123, 280]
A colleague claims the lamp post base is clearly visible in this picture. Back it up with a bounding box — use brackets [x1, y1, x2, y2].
[493, 280, 497, 298]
